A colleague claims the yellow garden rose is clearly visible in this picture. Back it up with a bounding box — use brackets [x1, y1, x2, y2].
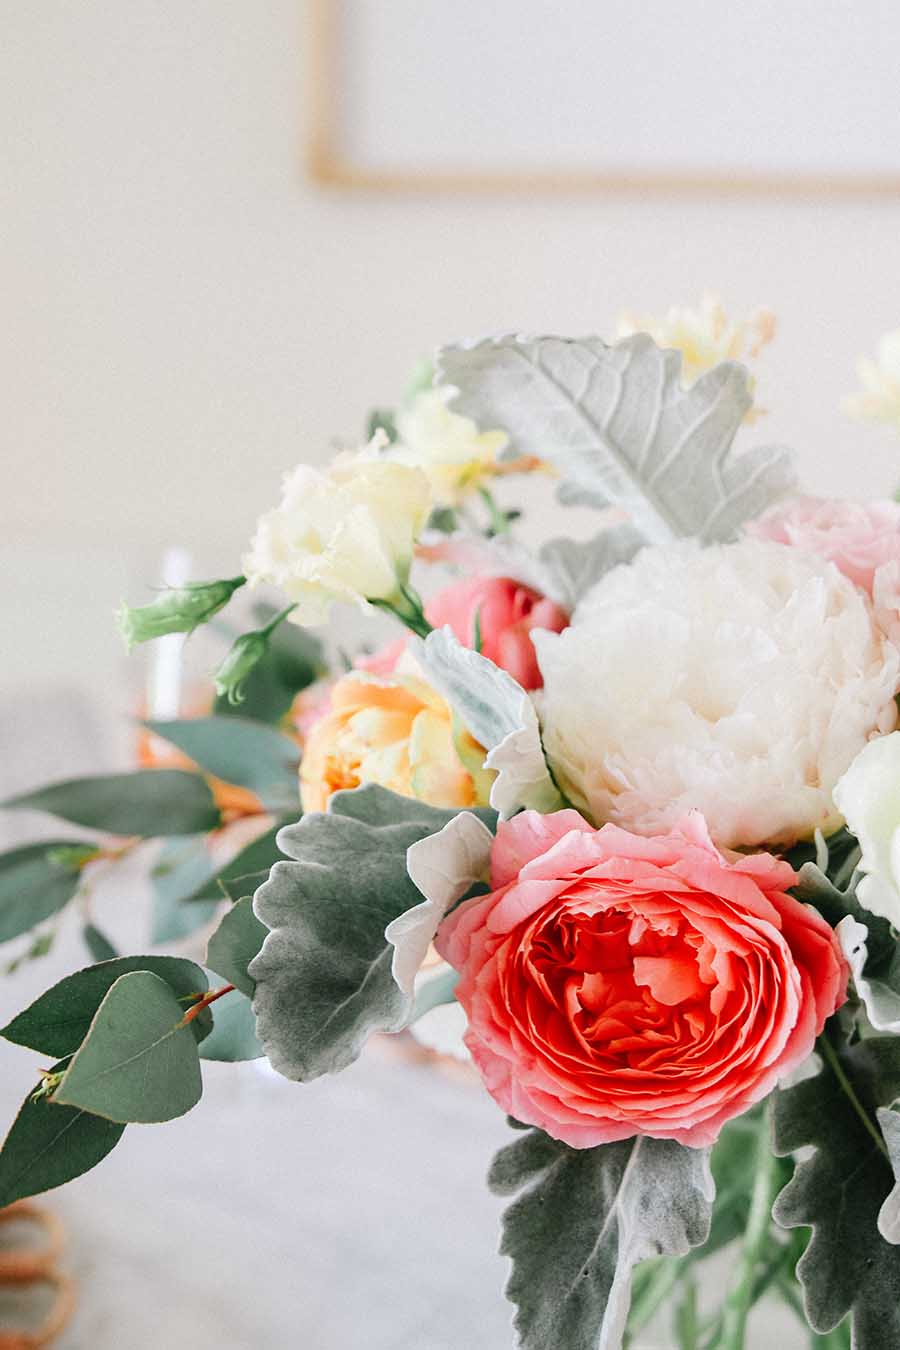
[300, 671, 493, 813]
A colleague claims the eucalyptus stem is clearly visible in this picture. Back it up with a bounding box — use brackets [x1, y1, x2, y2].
[718, 1111, 781, 1350]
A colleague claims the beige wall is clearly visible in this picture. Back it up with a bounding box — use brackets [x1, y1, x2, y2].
[4, 0, 899, 708]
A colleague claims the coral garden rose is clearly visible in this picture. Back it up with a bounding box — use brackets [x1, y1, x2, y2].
[436, 810, 847, 1148]
[299, 670, 491, 813]
[536, 539, 900, 849]
[359, 574, 569, 690]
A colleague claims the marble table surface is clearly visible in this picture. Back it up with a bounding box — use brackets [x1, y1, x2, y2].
[0, 688, 795, 1348]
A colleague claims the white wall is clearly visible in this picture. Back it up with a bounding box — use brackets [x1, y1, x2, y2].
[3, 0, 900, 709]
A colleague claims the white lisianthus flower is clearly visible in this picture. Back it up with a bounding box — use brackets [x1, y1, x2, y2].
[833, 732, 900, 924]
[535, 539, 900, 850]
[243, 443, 432, 626]
[388, 387, 509, 506]
[841, 329, 900, 436]
[616, 293, 776, 419]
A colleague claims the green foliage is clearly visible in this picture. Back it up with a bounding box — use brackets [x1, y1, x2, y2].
[436, 334, 796, 545]
[183, 822, 287, 903]
[213, 603, 324, 725]
[250, 785, 492, 1081]
[144, 716, 300, 812]
[116, 575, 245, 646]
[206, 896, 267, 997]
[82, 923, 118, 962]
[149, 837, 218, 943]
[2, 955, 211, 1057]
[773, 1035, 900, 1345]
[488, 1124, 713, 1350]
[52, 971, 203, 1123]
[0, 839, 96, 944]
[0, 1061, 125, 1206]
[198, 991, 263, 1062]
[365, 407, 397, 443]
[3, 769, 221, 836]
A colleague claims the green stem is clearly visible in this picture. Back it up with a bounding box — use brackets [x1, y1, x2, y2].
[259, 603, 297, 638]
[624, 1257, 681, 1342]
[478, 485, 512, 536]
[371, 582, 433, 640]
[718, 1112, 781, 1350]
[817, 1033, 889, 1161]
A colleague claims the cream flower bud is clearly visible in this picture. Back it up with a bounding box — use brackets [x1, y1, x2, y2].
[841, 329, 900, 435]
[243, 446, 432, 626]
[833, 731, 900, 925]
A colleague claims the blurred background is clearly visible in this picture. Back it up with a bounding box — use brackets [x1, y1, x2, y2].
[1, 2, 899, 1345]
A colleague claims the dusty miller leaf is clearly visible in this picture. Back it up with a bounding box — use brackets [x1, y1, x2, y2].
[489, 1125, 713, 1350]
[419, 627, 563, 818]
[387, 811, 493, 995]
[436, 334, 796, 545]
[536, 526, 645, 612]
[772, 1036, 900, 1344]
[249, 786, 493, 1081]
[877, 1106, 900, 1245]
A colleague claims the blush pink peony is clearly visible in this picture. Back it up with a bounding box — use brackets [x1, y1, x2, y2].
[436, 810, 847, 1148]
[359, 574, 568, 690]
[748, 494, 900, 594]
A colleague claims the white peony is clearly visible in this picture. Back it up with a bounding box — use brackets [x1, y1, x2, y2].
[243, 443, 432, 626]
[833, 732, 900, 925]
[535, 539, 900, 850]
[388, 387, 509, 506]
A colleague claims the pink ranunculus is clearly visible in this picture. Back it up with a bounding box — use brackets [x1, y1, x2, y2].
[436, 810, 847, 1149]
[748, 495, 900, 594]
[358, 575, 569, 690]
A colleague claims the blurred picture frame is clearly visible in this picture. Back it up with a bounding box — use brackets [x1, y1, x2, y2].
[308, 0, 900, 196]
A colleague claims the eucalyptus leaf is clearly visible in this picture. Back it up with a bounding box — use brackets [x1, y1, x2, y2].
[0, 1061, 125, 1207]
[436, 334, 796, 544]
[150, 836, 218, 943]
[2, 955, 210, 1057]
[419, 627, 563, 818]
[198, 991, 263, 1062]
[489, 1125, 713, 1350]
[537, 526, 645, 613]
[184, 822, 287, 903]
[249, 786, 493, 1081]
[206, 896, 268, 998]
[0, 839, 96, 944]
[793, 863, 894, 968]
[53, 971, 203, 1124]
[144, 716, 300, 812]
[2, 770, 221, 836]
[82, 923, 118, 962]
[772, 1036, 900, 1344]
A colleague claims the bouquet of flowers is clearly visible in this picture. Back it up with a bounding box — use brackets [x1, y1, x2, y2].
[3, 303, 900, 1349]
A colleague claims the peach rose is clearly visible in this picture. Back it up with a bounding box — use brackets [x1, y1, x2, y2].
[357, 575, 569, 690]
[436, 810, 846, 1148]
[748, 495, 900, 594]
[299, 670, 492, 813]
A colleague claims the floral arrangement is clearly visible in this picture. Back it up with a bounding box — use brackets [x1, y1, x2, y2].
[2, 301, 900, 1350]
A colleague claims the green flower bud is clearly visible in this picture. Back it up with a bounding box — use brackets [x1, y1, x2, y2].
[212, 604, 297, 705]
[116, 576, 245, 648]
[212, 630, 269, 706]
